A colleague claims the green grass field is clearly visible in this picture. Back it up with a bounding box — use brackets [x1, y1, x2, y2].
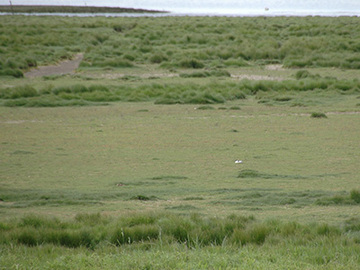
[1, 14, 360, 269]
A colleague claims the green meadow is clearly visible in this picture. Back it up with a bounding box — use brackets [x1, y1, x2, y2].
[1, 15, 360, 268]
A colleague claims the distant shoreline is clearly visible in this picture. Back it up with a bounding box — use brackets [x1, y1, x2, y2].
[0, 5, 168, 14]
[0, 5, 358, 17]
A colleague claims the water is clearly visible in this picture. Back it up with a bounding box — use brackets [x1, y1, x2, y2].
[1, 0, 360, 16]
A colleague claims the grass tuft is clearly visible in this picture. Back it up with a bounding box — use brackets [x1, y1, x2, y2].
[350, 189, 360, 203]
[179, 59, 204, 69]
[130, 195, 158, 201]
[311, 112, 327, 118]
[16, 229, 38, 246]
[237, 170, 263, 178]
[196, 105, 216, 110]
[0, 68, 24, 78]
[344, 217, 360, 232]
[111, 225, 159, 245]
[180, 69, 230, 78]
[0, 85, 37, 99]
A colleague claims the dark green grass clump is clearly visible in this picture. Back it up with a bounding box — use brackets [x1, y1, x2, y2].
[0, 85, 37, 99]
[237, 169, 306, 180]
[180, 69, 231, 78]
[130, 195, 158, 201]
[350, 189, 360, 203]
[179, 59, 205, 69]
[0, 212, 355, 250]
[196, 105, 216, 110]
[294, 70, 321, 80]
[311, 112, 327, 118]
[0, 68, 24, 78]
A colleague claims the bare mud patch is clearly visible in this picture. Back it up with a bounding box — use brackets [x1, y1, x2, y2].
[25, 53, 83, 78]
[94, 72, 178, 80]
[265, 64, 284, 71]
[0, 120, 44, 124]
[231, 74, 285, 81]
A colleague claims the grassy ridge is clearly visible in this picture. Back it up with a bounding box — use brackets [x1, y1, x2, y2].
[1, 77, 358, 107]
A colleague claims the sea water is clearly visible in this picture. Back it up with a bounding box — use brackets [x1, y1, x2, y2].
[1, 0, 359, 16]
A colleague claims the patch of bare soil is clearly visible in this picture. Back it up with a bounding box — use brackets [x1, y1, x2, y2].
[265, 64, 284, 71]
[97, 73, 178, 79]
[0, 120, 44, 124]
[227, 111, 360, 119]
[100, 73, 284, 81]
[25, 53, 83, 78]
[327, 111, 360, 115]
[231, 74, 285, 81]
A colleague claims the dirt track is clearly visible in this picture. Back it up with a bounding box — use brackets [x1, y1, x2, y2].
[25, 53, 83, 78]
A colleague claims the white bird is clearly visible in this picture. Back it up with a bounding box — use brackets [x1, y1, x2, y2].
[235, 160, 243, 164]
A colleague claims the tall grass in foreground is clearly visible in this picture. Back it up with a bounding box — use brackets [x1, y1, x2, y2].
[1, 212, 359, 249]
[1, 240, 360, 269]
